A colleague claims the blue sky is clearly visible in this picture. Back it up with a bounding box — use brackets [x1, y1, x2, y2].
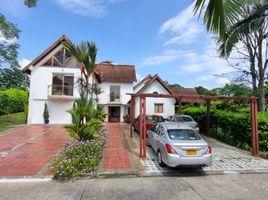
[0, 0, 233, 88]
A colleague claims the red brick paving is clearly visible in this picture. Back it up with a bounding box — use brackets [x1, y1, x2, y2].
[0, 125, 71, 177]
[103, 123, 132, 170]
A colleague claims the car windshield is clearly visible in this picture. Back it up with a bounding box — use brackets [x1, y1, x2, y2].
[147, 116, 164, 123]
[167, 129, 201, 140]
[175, 116, 193, 122]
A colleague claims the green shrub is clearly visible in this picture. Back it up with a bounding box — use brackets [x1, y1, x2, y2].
[0, 89, 28, 115]
[52, 133, 106, 179]
[183, 106, 268, 152]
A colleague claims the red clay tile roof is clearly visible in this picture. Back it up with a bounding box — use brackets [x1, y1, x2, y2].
[95, 64, 136, 83]
[171, 88, 202, 103]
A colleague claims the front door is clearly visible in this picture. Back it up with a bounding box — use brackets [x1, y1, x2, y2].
[108, 106, 121, 122]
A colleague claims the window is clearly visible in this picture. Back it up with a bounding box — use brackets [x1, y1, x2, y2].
[167, 129, 201, 140]
[42, 47, 76, 68]
[154, 104, 163, 113]
[52, 74, 74, 96]
[110, 86, 120, 102]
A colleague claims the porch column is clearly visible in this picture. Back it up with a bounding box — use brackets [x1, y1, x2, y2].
[130, 96, 135, 138]
[139, 96, 144, 158]
[250, 100, 259, 156]
[142, 96, 147, 158]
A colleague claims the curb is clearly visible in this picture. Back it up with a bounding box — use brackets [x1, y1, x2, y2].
[97, 171, 140, 179]
[0, 177, 52, 183]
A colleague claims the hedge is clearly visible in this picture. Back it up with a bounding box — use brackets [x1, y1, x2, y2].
[183, 106, 268, 152]
[0, 89, 28, 115]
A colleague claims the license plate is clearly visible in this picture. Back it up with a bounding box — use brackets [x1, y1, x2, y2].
[186, 150, 197, 155]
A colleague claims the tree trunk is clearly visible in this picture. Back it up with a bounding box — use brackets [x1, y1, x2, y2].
[257, 36, 266, 112]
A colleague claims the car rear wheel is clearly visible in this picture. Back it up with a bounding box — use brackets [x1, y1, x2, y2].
[157, 151, 165, 167]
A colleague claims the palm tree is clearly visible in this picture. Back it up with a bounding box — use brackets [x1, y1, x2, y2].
[193, 0, 268, 40]
[64, 41, 98, 100]
[194, 0, 268, 112]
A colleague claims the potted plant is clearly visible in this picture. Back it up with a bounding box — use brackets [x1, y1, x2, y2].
[43, 102, 49, 124]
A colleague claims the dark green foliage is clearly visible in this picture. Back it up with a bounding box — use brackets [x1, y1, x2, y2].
[0, 14, 20, 67]
[0, 89, 28, 115]
[183, 106, 268, 152]
[213, 83, 252, 97]
[0, 67, 29, 89]
[0, 1, 37, 67]
[66, 96, 107, 141]
[24, 0, 38, 7]
[195, 86, 217, 96]
[43, 102, 49, 120]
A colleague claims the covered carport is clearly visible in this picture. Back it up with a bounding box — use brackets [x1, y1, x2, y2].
[128, 93, 259, 159]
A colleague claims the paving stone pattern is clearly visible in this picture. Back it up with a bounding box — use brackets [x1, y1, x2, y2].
[133, 132, 268, 175]
[0, 125, 71, 177]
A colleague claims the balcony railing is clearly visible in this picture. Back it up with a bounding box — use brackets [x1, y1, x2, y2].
[108, 94, 122, 103]
[48, 84, 75, 100]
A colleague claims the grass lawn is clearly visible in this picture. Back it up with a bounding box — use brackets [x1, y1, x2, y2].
[0, 112, 26, 133]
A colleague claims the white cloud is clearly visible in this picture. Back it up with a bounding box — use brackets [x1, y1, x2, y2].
[160, 3, 194, 34]
[141, 49, 192, 67]
[0, 34, 17, 44]
[19, 58, 31, 69]
[0, 0, 31, 18]
[54, 0, 124, 17]
[159, 2, 203, 46]
[136, 73, 143, 82]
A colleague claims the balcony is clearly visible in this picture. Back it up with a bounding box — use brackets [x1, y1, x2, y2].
[108, 94, 122, 104]
[48, 84, 75, 100]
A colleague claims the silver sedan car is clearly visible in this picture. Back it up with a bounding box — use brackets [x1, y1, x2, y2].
[167, 114, 199, 132]
[147, 122, 212, 168]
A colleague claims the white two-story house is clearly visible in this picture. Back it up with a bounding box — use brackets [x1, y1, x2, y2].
[22, 35, 136, 124]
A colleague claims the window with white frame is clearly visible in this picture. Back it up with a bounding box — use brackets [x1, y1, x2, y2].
[52, 73, 74, 96]
[110, 86, 120, 102]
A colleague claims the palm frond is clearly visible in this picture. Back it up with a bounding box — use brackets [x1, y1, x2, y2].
[194, 0, 262, 39]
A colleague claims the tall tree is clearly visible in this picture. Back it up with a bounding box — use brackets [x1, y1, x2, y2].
[0, 67, 29, 89]
[0, 0, 38, 67]
[194, 0, 268, 111]
[64, 41, 98, 100]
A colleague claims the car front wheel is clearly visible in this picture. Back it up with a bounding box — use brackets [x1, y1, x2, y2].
[157, 151, 165, 167]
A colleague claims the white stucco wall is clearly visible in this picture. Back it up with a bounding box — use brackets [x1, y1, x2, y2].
[134, 80, 175, 119]
[28, 66, 81, 124]
[98, 82, 133, 105]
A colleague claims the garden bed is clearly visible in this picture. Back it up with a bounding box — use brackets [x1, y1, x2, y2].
[52, 128, 106, 180]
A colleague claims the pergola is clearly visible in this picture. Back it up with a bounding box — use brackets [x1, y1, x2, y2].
[128, 93, 259, 159]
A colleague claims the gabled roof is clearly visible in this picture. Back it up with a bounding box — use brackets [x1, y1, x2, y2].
[136, 74, 173, 95]
[95, 64, 136, 83]
[171, 88, 202, 103]
[22, 35, 137, 83]
[133, 74, 152, 90]
[22, 35, 70, 73]
[134, 74, 202, 104]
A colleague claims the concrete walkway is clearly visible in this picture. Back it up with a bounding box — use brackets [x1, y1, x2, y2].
[0, 125, 71, 177]
[0, 173, 268, 200]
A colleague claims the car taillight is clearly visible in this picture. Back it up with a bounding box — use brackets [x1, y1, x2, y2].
[206, 145, 212, 154]
[165, 144, 177, 154]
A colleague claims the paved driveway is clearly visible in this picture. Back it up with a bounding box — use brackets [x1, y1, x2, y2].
[0, 125, 71, 177]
